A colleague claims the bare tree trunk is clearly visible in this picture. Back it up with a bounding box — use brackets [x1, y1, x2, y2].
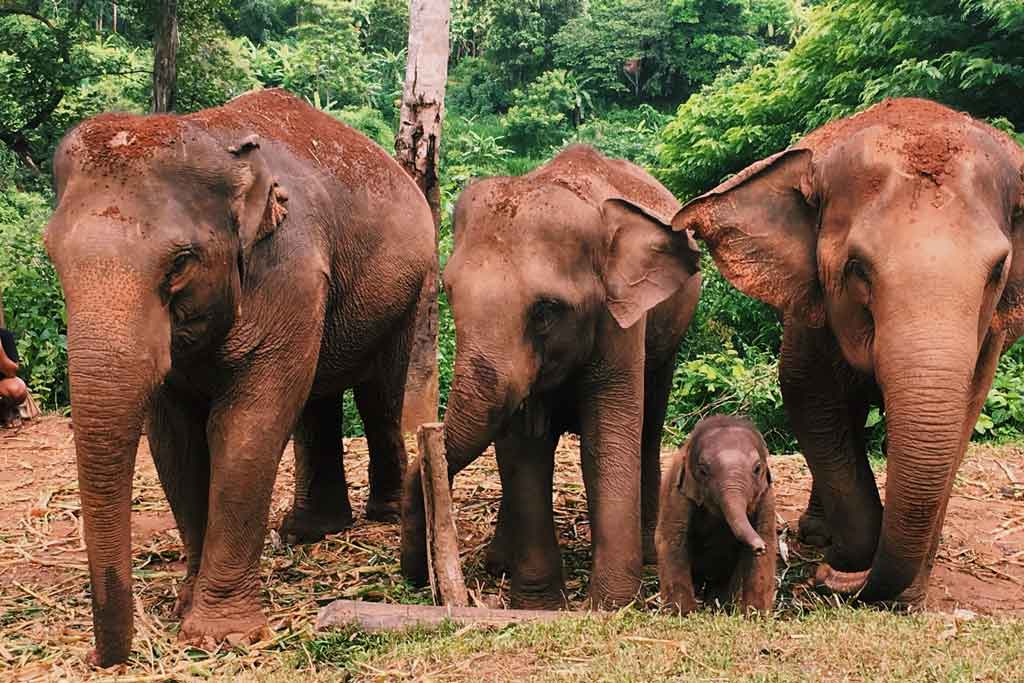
[152, 0, 179, 113]
[395, 0, 450, 433]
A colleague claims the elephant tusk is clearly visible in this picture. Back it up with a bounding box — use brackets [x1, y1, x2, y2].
[814, 563, 870, 594]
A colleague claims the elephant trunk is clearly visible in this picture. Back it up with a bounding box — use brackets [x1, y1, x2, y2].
[719, 489, 766, 555]
[400, 343, 516, 584]
[826, 320, 975, 602]
[65, 282, 169, 665]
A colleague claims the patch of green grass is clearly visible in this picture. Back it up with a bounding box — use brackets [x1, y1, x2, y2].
[325, 609, 1023, 682]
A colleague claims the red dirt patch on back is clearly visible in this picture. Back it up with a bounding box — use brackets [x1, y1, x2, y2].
[75, 113, 183, 175]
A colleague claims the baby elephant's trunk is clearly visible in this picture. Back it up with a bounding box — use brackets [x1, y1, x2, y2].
[721, 493, 766, 555]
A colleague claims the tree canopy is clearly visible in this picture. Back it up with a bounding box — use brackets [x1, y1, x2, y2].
[657, 0, 1024, 199]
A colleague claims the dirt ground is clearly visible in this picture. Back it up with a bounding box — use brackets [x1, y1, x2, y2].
[1, 416, 1024, 679]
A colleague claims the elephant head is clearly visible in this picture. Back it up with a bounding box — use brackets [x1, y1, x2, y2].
[439, 185, 699, 476]
[44, 115, 288, 666]
[673, 98, 1024, 602]
[678, 416, 771, 555]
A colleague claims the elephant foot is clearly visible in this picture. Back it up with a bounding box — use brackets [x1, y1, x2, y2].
[510, 586, 566, 611]
[179, 608, 271, 650]
[174, 574, 198, 618]
[484, 538, 511, 577]
[365, 496, 402, 522]
[813, 563, 870, 594]
[278, 505, 354, 544]
[798, 508, 832, 547]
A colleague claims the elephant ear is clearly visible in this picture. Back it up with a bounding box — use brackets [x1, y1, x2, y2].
[671, 148, 824, 327]
[994, 164, 1024, 345]
[227, 135, 288, 267]
[675, 443, 703, 506]
[601, 198, 700, 329]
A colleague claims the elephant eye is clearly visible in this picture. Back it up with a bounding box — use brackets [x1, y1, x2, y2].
[530, 298, 566, 333]
[753, 461, 763, 476]
[696, 462, 711, 479]
[845, 258, 870, 284]
[166, 249, 198, 295]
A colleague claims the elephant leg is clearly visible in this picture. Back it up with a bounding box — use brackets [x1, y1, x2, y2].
[641, 358, 674, 564]
[355, 317, 413, 521]
[279, 396, 353, 544]
[654, 458, 697, 614]
[181, 368, 312, 645]
[485, 483, 512, 578]
[495, 428, 564, 609]
[780, 323, 880, 572]
[579, 344, 644, 609]
[798, 481, 830, 547]
[147, 385, 210, 619]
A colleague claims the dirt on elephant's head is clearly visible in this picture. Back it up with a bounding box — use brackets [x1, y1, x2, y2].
[72, 113, 183, 177]
[797, 98, 983, 186]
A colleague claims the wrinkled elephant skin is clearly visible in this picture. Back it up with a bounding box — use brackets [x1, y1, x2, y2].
[673, 98, 1024, 607]
[44, 89, 435, 666]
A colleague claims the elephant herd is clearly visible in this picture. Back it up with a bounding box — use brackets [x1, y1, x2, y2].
[41, 89, 1024, 666]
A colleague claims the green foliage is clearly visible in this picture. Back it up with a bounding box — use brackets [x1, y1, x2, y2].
[657, 0, 1024, 199]
[481, 0, 583, 89]
[250, 0, 369, 108]
[329, 104, 395, 149]
[666, 345, 791, 450]
[0, 189, 68, 410]
[447, 56, 510, 116]
[503, 69, 592, 152]
[552, 0, 800, 104]
[354, 0, 408, 55]
[570, 104, 670, 167]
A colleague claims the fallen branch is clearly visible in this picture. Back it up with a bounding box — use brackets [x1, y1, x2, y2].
[315, 599, 567, 632]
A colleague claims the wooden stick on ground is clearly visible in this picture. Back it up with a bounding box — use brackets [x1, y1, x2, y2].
[315, 600, 566, 632]
[418, 422, 469, 607]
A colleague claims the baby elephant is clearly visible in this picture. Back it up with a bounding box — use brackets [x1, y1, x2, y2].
[656, 416, 776, 614]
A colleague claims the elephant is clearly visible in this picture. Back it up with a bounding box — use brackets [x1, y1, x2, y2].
[400, 145, 702, 609]
[655, 415, 776, 615]
[43, 89, 435, 665]
[672, 98, 1024, 607]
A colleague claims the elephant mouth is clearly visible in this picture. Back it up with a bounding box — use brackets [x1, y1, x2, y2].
[814, 563, 870, 594]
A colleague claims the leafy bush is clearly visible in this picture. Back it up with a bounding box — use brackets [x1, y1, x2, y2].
[0, 189, 68, 410]
[570, 104, 670, 167]
[447, 57, 511, 116]
[666, 345, 791, 450]
[502, 69, 592, 152]
[329, 104, 395, 148]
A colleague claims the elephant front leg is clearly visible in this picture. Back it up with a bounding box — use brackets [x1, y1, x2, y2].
[182, 376, 310, 646]
[579, 344, 644, 609]
[780, 323, 880, 573]
[495, 427, 564, 609]
[654, 463, 697, 614]
[279, 396, 353, 544]
[148, 385, 210, 619]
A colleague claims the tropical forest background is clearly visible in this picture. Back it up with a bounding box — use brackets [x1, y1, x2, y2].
[2, 0, 1024, 450]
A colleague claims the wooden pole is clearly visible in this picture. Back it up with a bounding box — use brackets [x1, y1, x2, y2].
[417, 422, 468, 607]
[395, 0, 450, 432]
[316, 600, 566, 632]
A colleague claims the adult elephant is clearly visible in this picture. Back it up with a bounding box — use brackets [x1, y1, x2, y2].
[672, 98, 1024, 606]
[44, 89, 435, 665]
[401, 146, 702, 609]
